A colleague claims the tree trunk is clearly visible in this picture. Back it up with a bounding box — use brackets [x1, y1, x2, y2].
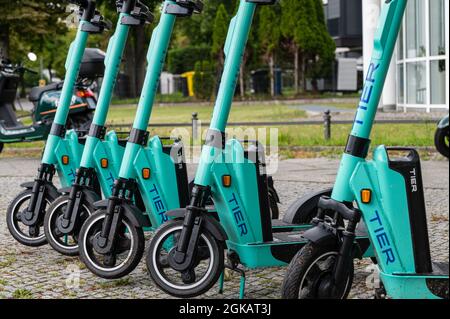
[134, 27, 147, 97]
[294, 47, 299, 95]
[301, 55, 306, 93]
[0, 24, 10, 59]
[124, 37, 136, 98]
[269, 54, 275, 97]
[239, 63, 245, 99]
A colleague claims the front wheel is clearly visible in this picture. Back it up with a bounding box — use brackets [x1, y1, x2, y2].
[78, 210, 145, 279]
[44, 195, 95, 256]
[282, 242, 354, 299]
[6, 188, 57, 247]
[146, 219, 224, 298]
[435, 126, 449, 158]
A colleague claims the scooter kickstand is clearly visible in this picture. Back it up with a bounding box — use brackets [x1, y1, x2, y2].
[224, 264, 246, 299]
[218, 271, 224, 294]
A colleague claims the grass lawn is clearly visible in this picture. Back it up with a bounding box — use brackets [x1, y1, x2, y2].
[2, 122, 437, 159]
[106, 102, 307, 125]
[2, 100, 439, 158]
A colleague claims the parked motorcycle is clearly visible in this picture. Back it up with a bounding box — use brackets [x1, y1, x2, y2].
[0, 48, 105, 154]
[435, 115, 449, 159]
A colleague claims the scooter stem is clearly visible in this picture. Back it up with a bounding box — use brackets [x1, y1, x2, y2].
[42, 22, 89, 165]
[79, 13, 131, 168]
[331, 0, 407, 202]
[118, 1, 177, 178]
[194, 0, 256, 186]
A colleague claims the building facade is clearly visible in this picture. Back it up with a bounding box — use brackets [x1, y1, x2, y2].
[363, 0, 449, 112]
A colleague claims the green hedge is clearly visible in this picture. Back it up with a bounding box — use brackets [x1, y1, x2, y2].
[167, 45, 211, 74]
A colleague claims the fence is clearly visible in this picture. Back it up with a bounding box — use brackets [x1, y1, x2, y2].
[108, 111, 441, 141]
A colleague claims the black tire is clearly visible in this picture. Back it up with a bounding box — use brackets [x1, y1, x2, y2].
[435, 126, 449, 159]
[79, 210, 145, 279]
[282, 242, 354, 299]
[6, 188, 58, 247]
[0, 142, 4, 154]
[146, 219, 224, 298]
[268, 192, 279, 220]
[44, 195, 95, 256]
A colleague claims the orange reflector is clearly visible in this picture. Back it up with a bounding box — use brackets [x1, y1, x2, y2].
[222, 175, 231, 187]
[101, 158, 108, 168]
[142, 168, 151, 180]
[62, 155, 69, 165]
[361, 189, 372, 204]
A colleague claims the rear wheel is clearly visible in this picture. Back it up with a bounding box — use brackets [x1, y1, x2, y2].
[79, 210, 145, 279]
[282, 242, 353, 299]
[146, 219, 224, 298]
[44, 195, 95, 256]
[0, 142, 4, 154]
[435, 126, 449, 158]
[6, 188, 57, 247]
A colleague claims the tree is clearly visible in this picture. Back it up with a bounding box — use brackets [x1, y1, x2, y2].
[308, 0, 336, 91]
[281, 0, 313, 94]
[0, 0, 67, 60]
[258, 5, 281, 97]
[193, 60, 215, 101]
[211, 4, 230, 69]
[96, 0, 160, 98]
[280, 0, 335, 94]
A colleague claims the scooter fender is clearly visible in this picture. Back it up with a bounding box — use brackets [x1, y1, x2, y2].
[283, 188, 333, 224]
[93, 200, 151, 228]
[20, 182, 36, 189]
[302, 223, 338, 247]
[166, 209, 228, 242]
[438, 115, 449, 129]
[21, 181, 59, 197]
[58, 187, 100, 204]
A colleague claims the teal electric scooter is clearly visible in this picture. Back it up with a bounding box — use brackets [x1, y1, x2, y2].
[6, 0, 110, 247]
[42, 0, 153, 257]
[77, 0, 204, 279]
[145, 0, 372, 299]
[281, 0, 449, 299]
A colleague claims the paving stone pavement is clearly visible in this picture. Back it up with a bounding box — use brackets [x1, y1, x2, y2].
[0, 158, 448, 299]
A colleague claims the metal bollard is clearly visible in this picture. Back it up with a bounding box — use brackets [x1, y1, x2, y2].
[192, 112, 199, 141]
[323, 110, 331, 140]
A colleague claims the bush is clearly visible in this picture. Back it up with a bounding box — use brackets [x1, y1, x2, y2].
[167, 45, 211, 74]
[193, 60, 215, 101]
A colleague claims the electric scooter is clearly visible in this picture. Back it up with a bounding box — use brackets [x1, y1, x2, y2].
[6, 0, 110, 247]
[0, 51, 102, 153]
[145, 0, 372, 299]
[281, 0, 449, 299]
[77, 0, 205, 279]
[435, 115, 449, 159]
[43, 0, 153, 257]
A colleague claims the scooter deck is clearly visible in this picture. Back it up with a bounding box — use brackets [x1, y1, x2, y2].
[271, 219, 311, 232]
[271, 228, 369, 244]
[230, 227, 371, 269]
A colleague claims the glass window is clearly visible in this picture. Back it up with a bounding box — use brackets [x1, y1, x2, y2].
[397, 64, 405, 104]
[398, 24, 404, 60]
[406, 0, 426, 58]
[430, 60, 446, 104]
[429, 0, 446, 56]
[406, 62, 427, 104]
